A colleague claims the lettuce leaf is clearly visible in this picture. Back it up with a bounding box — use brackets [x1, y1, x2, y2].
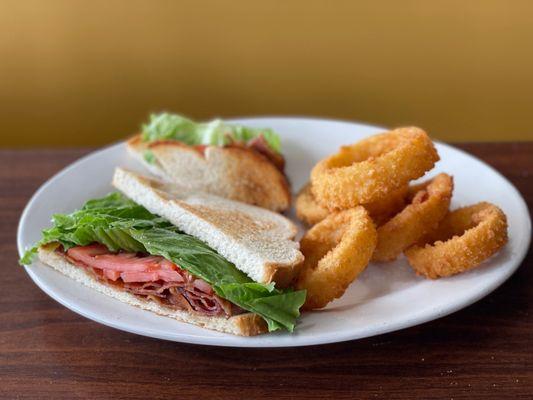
[215, 283, 306, 332]
[20, 193, 305, 332]
[141, 113, 281, 153]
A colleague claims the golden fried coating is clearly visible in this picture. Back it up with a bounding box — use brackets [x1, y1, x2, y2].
[295, 183, 329, 226]
[310, 127, 439, 209]
[296, 208, 377, 310]
[405, 202, 508, 278]
[372, 173, 453, 262]
[295, 182, 408, 227]
[363, 184, 409, 226]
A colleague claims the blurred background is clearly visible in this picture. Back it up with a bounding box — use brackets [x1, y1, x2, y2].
[1, 0, 532, 147]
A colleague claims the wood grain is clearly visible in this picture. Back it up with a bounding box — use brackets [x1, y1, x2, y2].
[0, 144, 531, 400]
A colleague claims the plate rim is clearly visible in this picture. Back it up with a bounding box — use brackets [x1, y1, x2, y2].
[16, 117, 532, 347]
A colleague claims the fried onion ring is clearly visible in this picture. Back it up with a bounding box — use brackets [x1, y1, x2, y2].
[295, 183, 329, 226]
[404, 202, 508, 279]
[372, 173, 453, 262]
[296, 207, 377, 310]
[363, 184, 409, 226]
[310, 127, 439, 209]
[295, 182, 408, 226]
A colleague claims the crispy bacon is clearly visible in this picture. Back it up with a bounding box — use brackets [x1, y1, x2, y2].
[65, 244, 238, 317]
[247, 135, 285, 171]
[194, 144, 208, 155]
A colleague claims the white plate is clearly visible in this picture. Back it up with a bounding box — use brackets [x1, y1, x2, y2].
[17, 117, 531, 347]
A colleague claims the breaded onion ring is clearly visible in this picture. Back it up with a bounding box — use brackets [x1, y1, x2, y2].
[372, 173, 453, 262]
[311, 127, 439, 209]
[295, 183, 329, 226]
[405, 202, 508, 279]
[296, 207, 377, 310]
[363, 184, 409, 226]
[295, 183, 408, 226]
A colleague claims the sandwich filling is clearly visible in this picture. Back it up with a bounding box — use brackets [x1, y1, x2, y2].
[65, 243, 238, 317]
[21, 193, 305, 332]
[140, 113, 284, 170]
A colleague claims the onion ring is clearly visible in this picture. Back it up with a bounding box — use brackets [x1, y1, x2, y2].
[363, 184, 409, 226]
[372, 173, 453, 262]
[295, 183, 408, 226]
[310, 127, 439, 209]
[295, 183, 329, 226]
[296, 207, 377, 310]
[404, 202, 508, 279]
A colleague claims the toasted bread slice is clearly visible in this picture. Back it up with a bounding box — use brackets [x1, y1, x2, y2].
[38, 245, 267, 336]
[127, 134, 291, 212]
[112, 167, 304, 287]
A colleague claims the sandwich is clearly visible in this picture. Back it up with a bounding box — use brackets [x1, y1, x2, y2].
[21, 168, 305, 336]
[127, 113, 291, 212]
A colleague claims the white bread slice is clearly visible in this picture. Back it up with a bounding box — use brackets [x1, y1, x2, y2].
[38, 245, 267, 336]
[127, 135, 291, 212]
[112, 167, 304, 287]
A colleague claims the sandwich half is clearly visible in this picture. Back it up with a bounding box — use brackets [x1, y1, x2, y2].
[127, 113, 291, 212]
[21, 170, 305, 336]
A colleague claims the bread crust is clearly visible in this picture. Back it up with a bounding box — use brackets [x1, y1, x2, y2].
[127, 134, 291, 212]
[38, 244, 268, 336]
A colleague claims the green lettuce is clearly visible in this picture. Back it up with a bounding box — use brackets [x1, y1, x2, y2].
[21, 193, 305, 332]
[141, 113, 281, 154]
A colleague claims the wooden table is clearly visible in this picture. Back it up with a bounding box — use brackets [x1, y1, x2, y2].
[1, 143, 531, 400]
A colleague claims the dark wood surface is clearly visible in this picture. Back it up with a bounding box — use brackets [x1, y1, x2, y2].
[1, 143, 531, 400]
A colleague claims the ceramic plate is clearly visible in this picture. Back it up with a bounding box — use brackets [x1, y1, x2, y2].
[17, 117, 531, 347]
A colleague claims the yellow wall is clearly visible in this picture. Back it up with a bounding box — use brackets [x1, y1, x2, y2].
[1, 0, 532, 147]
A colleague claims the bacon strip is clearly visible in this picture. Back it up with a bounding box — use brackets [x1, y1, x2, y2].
[247, 135, 285, 171]
[65, 244, 238, 317]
